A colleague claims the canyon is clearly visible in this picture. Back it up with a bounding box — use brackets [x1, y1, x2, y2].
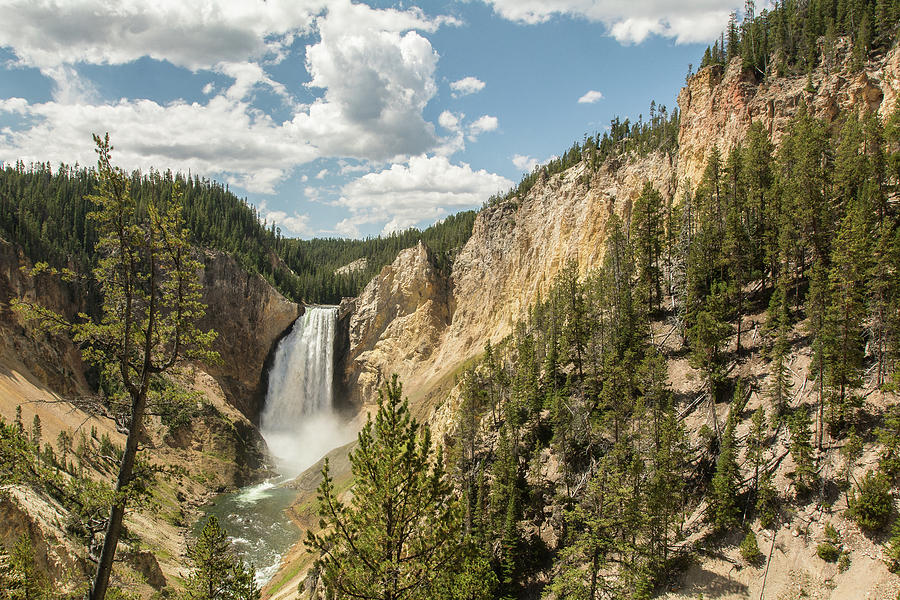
[2, 36, 900, 600]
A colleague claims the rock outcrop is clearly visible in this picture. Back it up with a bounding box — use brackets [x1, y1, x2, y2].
[436, 153, 674, 368]
[341, 42, 900, 420]
[0, 237, 91, 399]
[677, 43, 900, 195]
[343, 241, 452, 407]
[0, 240, 301, 424]
[197, 250, 301, 421]
[0, 486, 87, 590]
[343, 153, 675, 409]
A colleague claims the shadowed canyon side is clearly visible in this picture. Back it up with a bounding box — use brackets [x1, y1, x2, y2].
[198, 250, 303, 421]
[0, 239, 302, 592]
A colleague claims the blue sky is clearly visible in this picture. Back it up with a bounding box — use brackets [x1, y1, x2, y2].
[0, 0, 745, 238]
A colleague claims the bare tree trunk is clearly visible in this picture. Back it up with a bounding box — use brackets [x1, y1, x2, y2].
[89, 389, 147, 600]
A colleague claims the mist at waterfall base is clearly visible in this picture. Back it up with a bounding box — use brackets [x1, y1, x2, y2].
[198, 307, 354, 586]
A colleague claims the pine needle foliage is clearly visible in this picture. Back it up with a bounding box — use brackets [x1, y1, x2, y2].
[307, 375, 462, 600]
[182, 516, 259, 600]
[12, 134, 217, 600]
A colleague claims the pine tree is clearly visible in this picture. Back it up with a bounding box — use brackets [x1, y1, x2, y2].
[491, 423, 522, 598]
[632, 182, 664, 315]
[549, 463, 618, 600]
[307, 375, 462, 600]
[688, 281, 732, 407]
[869, 220, 899, 388]
[603, 214, 639, 358]
[30, 415, 41, 447]
[756, 470, 779, 529]
[848, 469, 893, 531]
[182, 516, 259, 600]
[0, 541, 28, 600]
[878, 404, 900, 479]
[788, 408, 817, 495]
[852, 12, 872, 70]
[727, 11, 741, 60]
[456, 368, 484, 535]
[646, 398, 688, 573]
[807, 261, 829, 448]
[701, 45, 713, 68]
[12, 135, 217, 600]
[776, 104, 831, 270]
[747, 407, 768, 494]
[8, 533, 46, 600]
[710, 395, 741, 531]
[723, 146, 751, 354]
[824, 202, 869, 435]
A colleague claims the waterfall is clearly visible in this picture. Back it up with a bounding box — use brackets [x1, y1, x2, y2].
[259, 305, 347, 478]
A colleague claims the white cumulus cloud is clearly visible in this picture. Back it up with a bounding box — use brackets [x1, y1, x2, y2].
[450, 76, 486, 97]
[336, 155, 512, 235]
[438, 110, 461, 130]
[0, 0, 327, 72]
[259, 202, 314, 236]
[512, 153, 557, 172]
[289, 0, 444, 161]
[467, 115, 498, 141]
[577, 90, 604, 104]
[0, 96, 317, 193]
[0, 0, 461, 194]
[479, 0, 739, 44]
[512, 154, 539, 171]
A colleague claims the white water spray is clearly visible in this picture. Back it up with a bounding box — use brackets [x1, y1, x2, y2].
[259, 306, 350, 478]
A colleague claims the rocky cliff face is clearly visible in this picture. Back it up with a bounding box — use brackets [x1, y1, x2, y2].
[0, 241, 301, 424]
[0, 237, 91, 399]
[435, 153, 674, 370]
[343, 153, 675, 410]
[0, 242, 297, 590]
[342, 43, 900, 419]
[197, 250, 302, 421]
[677, 42, 900, 194]
[343, 241, 453, 407]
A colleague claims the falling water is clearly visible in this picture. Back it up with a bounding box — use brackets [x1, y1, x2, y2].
[198, 306, 353, 586]
[259, 305, 348, 478]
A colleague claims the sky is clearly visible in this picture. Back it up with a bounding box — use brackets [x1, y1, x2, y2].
[0, 0, 747, 239]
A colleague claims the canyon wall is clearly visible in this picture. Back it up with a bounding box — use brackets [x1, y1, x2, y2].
[344, 152, 675, 412]
[677, 42, 900, 195]
[343, 43, 900, 416]
[197, 250, 302, 421]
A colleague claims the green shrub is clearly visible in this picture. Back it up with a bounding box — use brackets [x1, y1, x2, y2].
[740, 530, 763, 564]
[837, 552, 851, 572]
[816, 542, 840, 562]
[848, 470, 894, 531]
[824, 522, 840, 543]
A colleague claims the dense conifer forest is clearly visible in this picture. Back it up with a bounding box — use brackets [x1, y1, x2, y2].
[698, 0, 900, 76]
[487, 101, 680, 209]
[0, 163, 476, 307]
